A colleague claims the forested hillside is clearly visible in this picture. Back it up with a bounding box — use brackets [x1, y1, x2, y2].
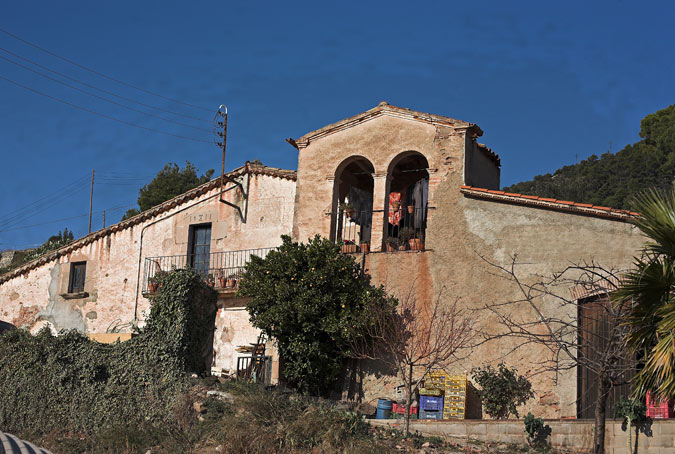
[504, 105, 675, 210]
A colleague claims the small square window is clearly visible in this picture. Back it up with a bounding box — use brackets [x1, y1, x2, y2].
[68, 262, 86, 293]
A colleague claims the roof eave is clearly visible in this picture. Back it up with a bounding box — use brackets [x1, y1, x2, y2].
[293, 102, 480, 149]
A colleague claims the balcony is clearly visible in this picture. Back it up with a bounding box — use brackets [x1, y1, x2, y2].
[335, 204, 427, 253]
[383, 204, 427, 252]
[142, 247, 275, 294]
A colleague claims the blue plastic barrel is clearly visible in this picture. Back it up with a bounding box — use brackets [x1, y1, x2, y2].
[376, 398, 393, 419]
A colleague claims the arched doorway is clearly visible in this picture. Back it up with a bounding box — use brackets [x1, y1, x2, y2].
[332, 157, 375, 251]
[384, 152, 429, 251]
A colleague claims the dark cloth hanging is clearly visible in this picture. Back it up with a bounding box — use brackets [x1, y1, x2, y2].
[347, 186, 373, 241]
[408, 178, 428, 226]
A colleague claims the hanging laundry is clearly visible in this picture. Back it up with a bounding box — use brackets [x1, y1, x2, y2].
[389, 191, 406, 225]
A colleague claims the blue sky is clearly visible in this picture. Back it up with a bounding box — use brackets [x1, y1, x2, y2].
[1, 0, 674, 249]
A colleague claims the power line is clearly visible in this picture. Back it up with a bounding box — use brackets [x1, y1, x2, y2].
[0, 175, 91, 229]
[0, 203, 136, 233]
[0, 46, 209, 122]
[0, 73, 214, 144]
[0, 27, 212, 113]
[0, 54, 212, 133]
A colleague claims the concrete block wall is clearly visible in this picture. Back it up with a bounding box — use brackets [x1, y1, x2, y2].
[370, 419, 675, 453]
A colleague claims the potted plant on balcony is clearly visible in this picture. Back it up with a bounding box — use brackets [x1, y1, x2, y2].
[216, 270, 227, 288]
[147, 276, 159, 293]
[341, 239, 358, 254]
[147, 270, 167, 293]
[385, 236, 400, 252]
[339, 202, 355, 219]
[409, 232, 424, 251]
[205, 274, 215, 287]
[359, 241, 370, 254]
[398, 227, 414, 251]
[226, 274, 238, 289]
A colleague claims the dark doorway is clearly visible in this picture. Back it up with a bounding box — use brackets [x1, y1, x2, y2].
[577, 296, 635, 419]
[188, 224, 212, 276]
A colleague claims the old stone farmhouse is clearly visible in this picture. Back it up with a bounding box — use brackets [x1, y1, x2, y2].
[0, 102, 644, 419]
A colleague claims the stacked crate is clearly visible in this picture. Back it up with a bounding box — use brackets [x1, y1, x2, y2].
[419, 395, 444, 420]
[443, 375, 467, 420]
[424, 371, 467, 420]
[646, 391, 674, 419]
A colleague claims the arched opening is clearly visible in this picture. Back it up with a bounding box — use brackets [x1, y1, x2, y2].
[332, 157, 375, 251]
[384, 152, 429, 251]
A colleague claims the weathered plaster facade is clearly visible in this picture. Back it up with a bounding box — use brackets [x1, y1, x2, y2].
[0, 102, 649, 421]
[0, 163, 296, 374]
[290, 102, 644, 418]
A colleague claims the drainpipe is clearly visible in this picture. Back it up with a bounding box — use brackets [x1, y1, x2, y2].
[133, 180, 242, 323]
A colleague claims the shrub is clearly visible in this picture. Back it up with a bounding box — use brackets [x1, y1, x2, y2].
[471, 362, 534, 419]
[524, 412, 551, 447]
[613, 395, 653, 447]
[238, 235, 395, 395]
[0, 268, 217, 437]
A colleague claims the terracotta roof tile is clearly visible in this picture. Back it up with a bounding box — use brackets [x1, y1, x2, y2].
[459, 185, 637, 222]
[294, 102, 482, 147]
[476, 143, 501, 167]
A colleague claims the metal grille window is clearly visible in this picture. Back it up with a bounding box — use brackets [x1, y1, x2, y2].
[68, 262, 86, 293]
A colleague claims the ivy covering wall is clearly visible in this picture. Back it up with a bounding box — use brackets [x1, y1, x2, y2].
[0, 269, 217, 437]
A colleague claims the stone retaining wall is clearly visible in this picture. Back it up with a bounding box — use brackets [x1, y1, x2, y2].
[370, 419, 675, 453]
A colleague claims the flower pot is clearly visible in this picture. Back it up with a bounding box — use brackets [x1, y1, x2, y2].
[407, 205, 414, 214]
[360, 243, 370, 254]
[398, 245, 407, 251]
[227, 278, 236, 288]
[341, 244, 358, 253]
[147, 281, 158, 293]
[409, 238, 423, 251]
[217, 277, 227, 288]
[385, 243, 396, 252]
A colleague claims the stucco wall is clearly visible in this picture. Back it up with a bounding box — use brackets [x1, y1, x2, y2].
[0, 171, 295, 373]
[464, 138, 500, 189]
[292, 112, 645, 418]
[293, 114, 470, 249]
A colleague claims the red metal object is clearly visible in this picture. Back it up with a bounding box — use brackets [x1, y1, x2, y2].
[646, 391, 674, 419]
[392, 403, 418, 415]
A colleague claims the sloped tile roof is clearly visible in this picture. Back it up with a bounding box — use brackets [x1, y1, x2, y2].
[476, 143, 501, 166]
[293, 101, 483, 148]
[460, 185, 638, 222]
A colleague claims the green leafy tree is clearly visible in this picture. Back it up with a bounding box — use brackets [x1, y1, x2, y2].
[615, 188, 675, 400]
[504, 104, 675, 209]
[471, 362, 534, 419]
[237, 235, 395, 395]
[121, 162, 214, 220]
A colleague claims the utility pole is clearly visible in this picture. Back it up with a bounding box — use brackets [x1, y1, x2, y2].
[215, 106, 228, 202]
[88, 169, 94, 234]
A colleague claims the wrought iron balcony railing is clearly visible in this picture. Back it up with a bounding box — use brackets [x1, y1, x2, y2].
[335, 208, 377, 249]
[335, 204, 428, 252]
[143, 247, 274, 293]
[384, 204, 427, 251]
